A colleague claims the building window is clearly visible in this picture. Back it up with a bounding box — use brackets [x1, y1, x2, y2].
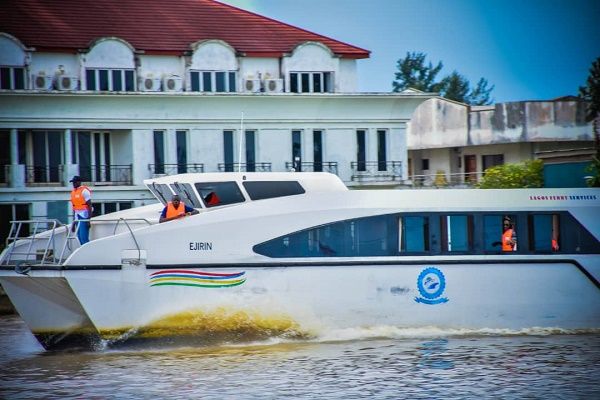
[245, 130, 256, 172]
[28, 131, 62, 183]
[356, 130, 366, 172]
[292, 130, 302, 171]
[377, 130, 387, 171]
[85, 69, 135, 91]
[176, 130, 187, 173]
[153, 130, 165, 174]
[223, 130, 234, 172]
[482, 154, 504, 171]
[92, 202, 133, 217]
[72, 131, 112, 182]
[190, 71, 237, 92]
[0, 66, 26, 90]
[422, 159, 430, 171]
[289, 72, 332, 93]
[313, 130, 323, 172]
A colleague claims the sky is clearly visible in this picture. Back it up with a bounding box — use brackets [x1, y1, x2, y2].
[220, 0, 600, 103]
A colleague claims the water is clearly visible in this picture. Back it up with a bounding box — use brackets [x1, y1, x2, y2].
[1, 315, 599, 399]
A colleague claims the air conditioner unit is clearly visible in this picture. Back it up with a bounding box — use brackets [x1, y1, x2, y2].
[243, 79, 261, 93]
[32, 73, 53, 90]
[55, 75, 79, 90]
[264, 78, 283, 93]
[162, 75, 182, 92]
[138, 76, 161, 92]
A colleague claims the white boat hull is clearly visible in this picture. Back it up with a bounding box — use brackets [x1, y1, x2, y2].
[2, 260, 598, 348]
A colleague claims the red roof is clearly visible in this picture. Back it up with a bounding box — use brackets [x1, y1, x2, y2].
[0, 0, 370, 59]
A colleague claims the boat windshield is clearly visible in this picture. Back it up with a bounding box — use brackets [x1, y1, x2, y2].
[170, 182, 202, 208]
[150, 183, 173, 205]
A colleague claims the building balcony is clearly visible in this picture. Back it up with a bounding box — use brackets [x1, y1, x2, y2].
[79, 164, 133, 186]
[25, 165, 64, 186]
[218, 163, 272, 172]
[148, 163, 205, 177]
[285, 161, 339, 175]
[351, 161, 402, 182]
[406, 171, 484, 188]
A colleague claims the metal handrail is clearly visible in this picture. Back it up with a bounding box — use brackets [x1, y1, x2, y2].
[3, 219, 61, 266]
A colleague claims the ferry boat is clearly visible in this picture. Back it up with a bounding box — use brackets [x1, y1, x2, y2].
[1, 172, 599, 349]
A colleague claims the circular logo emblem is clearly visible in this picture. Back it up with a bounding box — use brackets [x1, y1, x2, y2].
[415, 267, 448, 305]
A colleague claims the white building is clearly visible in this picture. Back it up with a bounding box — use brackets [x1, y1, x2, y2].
[0, 0, 433, 243]
[407, 96, 595, 187]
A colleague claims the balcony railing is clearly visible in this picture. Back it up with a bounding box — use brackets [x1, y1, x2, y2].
[351, 161, 402, 182]
[285, 161, 339, 175]
[25, 165, 63, 185]
[218, 163, 272, 172]
[407, 171, 484, 188]
[148, 163, 205, 176]
[79, 164, 132, 186]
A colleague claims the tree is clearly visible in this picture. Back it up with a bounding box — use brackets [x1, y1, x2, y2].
[392, 52, 494, 105]
[478, 160, 544, 189]
[392, 52, 445, 93]
[579, 57, 600, 187]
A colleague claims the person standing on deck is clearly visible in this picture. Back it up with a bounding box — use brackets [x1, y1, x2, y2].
[159, 195, 199, 223]
[70, 175, 92, 245]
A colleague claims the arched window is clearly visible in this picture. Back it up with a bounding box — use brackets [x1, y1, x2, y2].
[188, 40, 238, 92]
[0, 33, 27, 90]
[285, 42, 337, 93]
[84, 38, 136, 91]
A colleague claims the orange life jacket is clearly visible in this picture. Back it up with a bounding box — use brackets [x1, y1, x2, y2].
[166, 201, 186, 219]
[71, 186, 91, 211]
[502, 228, 515, 251]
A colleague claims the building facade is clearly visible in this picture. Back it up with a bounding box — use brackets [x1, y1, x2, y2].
[0, 0, 432, 243]
[407, 97, 595, 187]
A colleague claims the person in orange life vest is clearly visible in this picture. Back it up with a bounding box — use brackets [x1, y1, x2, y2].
[502, 217, 517, 252]
[159, 195, 198, 223]
[70, 175, 92, 245]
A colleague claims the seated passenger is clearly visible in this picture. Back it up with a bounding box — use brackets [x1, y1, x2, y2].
[159, 195, 199, 223]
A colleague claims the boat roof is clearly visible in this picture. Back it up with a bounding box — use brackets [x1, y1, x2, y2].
[144, 172, 348, 192]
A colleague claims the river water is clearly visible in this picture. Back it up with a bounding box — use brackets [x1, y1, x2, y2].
[0, 315, 599, 399]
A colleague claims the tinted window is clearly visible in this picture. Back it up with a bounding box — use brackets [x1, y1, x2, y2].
[254, 214, 398, 258]
[441, 215, 473, 252]
[400, 216, 429, 252]
[243, 181, 305, 200]
[195, 181, 245, 208]
[484, 214, 517, 252]
[529, 214, 556, 252]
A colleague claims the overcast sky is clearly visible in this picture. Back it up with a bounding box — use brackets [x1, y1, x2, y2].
[220, 0, 600, 103]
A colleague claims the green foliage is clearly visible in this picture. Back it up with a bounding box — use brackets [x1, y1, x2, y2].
[392, 52, 445, 93]
[585, 155, 600, 187]
[579, 57, 600, 121]
[478, 160, 544, 189]
[579, 57, 600, 187]
[392, 52, 494, 105]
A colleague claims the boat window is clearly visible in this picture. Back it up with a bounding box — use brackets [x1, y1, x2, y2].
[149, 183, 173, 205]
[242, 181, 305, 200]
[254, 214, 398, 258]
[399, 216, 429, 252]
[440, 215, 473, 252]
[194, 181, 245, 208]
[483, 214, 517, 252]
[551, 212, 599, 254]
[170, 182, 202, 208]
[528, 214, 560, 252]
